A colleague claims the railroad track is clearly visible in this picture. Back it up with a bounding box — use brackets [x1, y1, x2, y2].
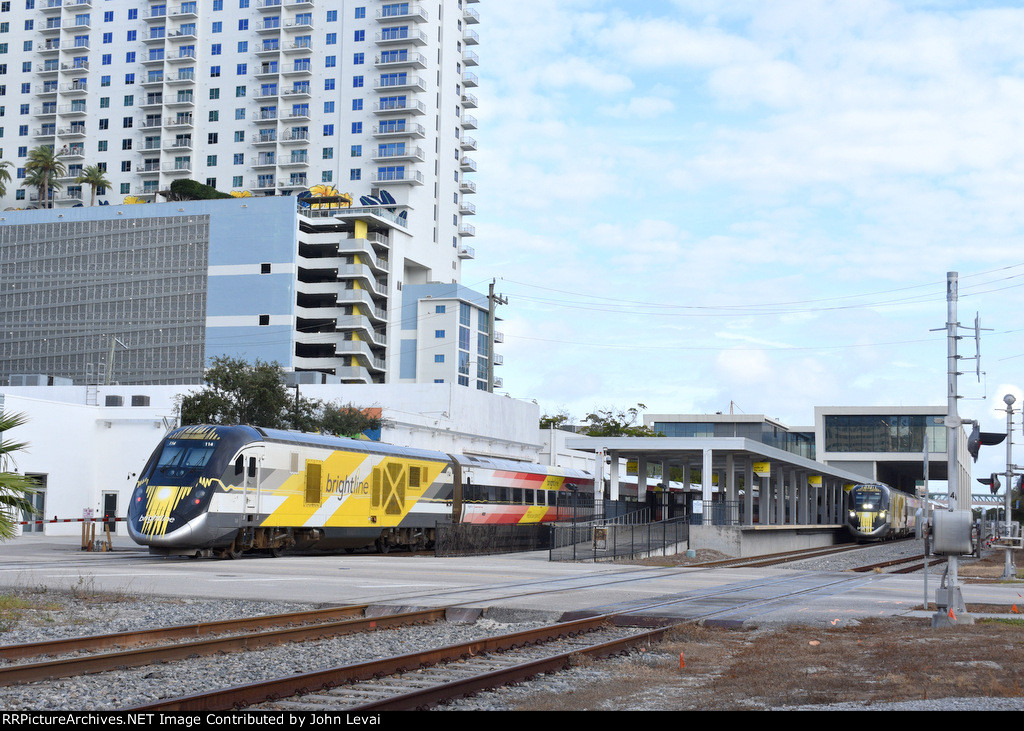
[125, 571, 883, 712]
[690, 543, 871, 569]
[850, 554, 929, 574]
[0, 549, 910, 711]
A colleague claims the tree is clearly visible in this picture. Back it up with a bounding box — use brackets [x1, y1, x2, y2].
[0, 412, 38, 541]
[581, 403, 664, 437]
[0, 160, 12, 200]
[179, 356, 382, 437]
[75, 164, 111, 206]
[179, 356, 293, 429]
[539, 410, 572, 430]
[23, 145, 66, 209]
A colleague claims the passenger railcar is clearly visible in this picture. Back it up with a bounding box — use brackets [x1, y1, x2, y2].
[127, 425, 594, 558]
[845, 482, 924, 542]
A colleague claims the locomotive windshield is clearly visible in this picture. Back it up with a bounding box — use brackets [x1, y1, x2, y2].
[850, 485, 888, 511]
[151, 439, 219, 482]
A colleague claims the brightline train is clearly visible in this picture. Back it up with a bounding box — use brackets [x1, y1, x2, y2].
[845, 482, 925, 542]
[127, 425, 594, 558]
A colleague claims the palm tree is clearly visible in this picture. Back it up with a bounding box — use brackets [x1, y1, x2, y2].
[0, 412, 38, 541]
[0, 160, 11, 200]
[75, 164, 111, 206]
[22, 145, 66, 208]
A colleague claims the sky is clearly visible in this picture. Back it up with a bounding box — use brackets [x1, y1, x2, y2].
[460, 0, 1024, 488]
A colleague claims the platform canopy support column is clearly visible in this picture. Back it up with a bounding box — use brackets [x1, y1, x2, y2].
[701, 448, 714, 524]
[637, 457, 648, 505]
[726, 454, 738, 524]
[608, 451, 619, 501]
[744, 459, 755, 526]
[775, 469, 786, 525]
[789, 469, 799, 525]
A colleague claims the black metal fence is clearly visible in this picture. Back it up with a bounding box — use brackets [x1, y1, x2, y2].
[434, 523, 552, 557]
[549, 516, 689, 562]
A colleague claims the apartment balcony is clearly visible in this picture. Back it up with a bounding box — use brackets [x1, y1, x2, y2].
[143, 31, 167, 45]
[142, 138, 163, 151]
[280, 61, 313, 77]
[375, 29, 428, 46]
[373, 146, 425, 163]
[61, 145, 86, 160]
[256, 0, 283, 11]
[279, 175, 309, 190]
[257, 41, 282, 56]
[163, 161, 193, 176]
[250, 177, 278, 191]
[458, 244, 476, 260]
[281, 86, 312, 100]
[459, 201, 476, 216]
[166, 50, 197, 64]
[59, 81, 88, 95]
[374, 75, 427, 93]
[458, 223, 476, 238]
[56, 125, 87, 137]
[459, 177, 477, 194]
[165, 28, 198, 43]
[255, 87, 281, 102]
[40, 20, 63, 36]
[463, 7, 481, 24]
[371, 169, 424, 186]
[253, 110, 280, 124]
[459, 156, 477, 172]
[34, 127, 58, 139]
[374, 52, 427, 70]
[60, 62, 90, 75]
[375, 4, 428, 23]
[278, 153, 310, 167]
[461, 114, 478, 129]
[460, 135, 477, 151]
[373, 122, 426, 139]
[165, 71, 196, 85]
[463, 49, 480, 67]
[251, 155, 277, 169]
[373, 98, 427, 116]
[37, 62, 62, 75]
[34, 105, 58, 118]
[135, 162, 162, 176]
[463, 29, 480, 45]
[254, 132, 279, 146]
[142, 53, 167, 66]
[282, 41, 313, 54]
[461, 93, 478, 109]
[58, 104, 89, 116]
[143, 9, 168, 22]
[168, 5, 199, 21]
[40, 0, 63, 14]
[163, 115, 195, 129]
[257, 20, 283, 35]
[279, 130, 311, 144]
[164, 94, 196, 108]
[462, 72, 479, 88]
[141, 73, 166, 87]
[284, 19, 314, 32]
[163, 139, 193, 151]
[256, 63, 281, 78]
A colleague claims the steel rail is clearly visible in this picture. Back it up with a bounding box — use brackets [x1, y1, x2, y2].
[0, 604, 370, 662]
[0, 606, 447, 687]
[125, 615, 615, 712]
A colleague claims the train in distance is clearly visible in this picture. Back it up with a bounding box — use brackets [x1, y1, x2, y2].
[127, 424, 594, 558]
[846, 482, 929, 542]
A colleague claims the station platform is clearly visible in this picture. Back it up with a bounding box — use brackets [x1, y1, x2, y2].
[691, 523, 845, 558]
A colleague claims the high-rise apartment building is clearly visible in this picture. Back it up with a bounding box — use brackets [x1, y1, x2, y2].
[0, 0, 492, 388]
[0, 0, 479, 271]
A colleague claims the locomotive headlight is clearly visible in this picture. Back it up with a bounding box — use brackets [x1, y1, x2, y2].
[879, 511, 886, 519]
[157, 487, 172, 502]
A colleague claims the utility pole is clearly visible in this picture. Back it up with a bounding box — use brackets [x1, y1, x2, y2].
[1002, 394, 1016, 580]
[486, 279, 507, 393]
